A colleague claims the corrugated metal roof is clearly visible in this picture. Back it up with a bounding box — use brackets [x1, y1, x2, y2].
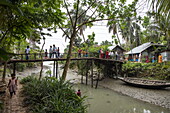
[108, 45, 117, 50]
[126, 42, 164, 54]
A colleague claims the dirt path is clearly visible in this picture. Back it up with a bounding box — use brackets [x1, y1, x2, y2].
[3, 81, 27, 113]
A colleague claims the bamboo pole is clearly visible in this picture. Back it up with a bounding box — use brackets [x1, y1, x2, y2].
[115, 62, 118, 78]
[91, 60, 93, 87]
[95, 70, 100, 89]
[85, 60, 89, 85]
[53, 61, 56, 77]
[56, 61, 58, 79]
[81, 74, 83, 84]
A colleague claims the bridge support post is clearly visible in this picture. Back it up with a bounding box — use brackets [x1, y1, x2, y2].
[53, 61, 55, 77]
[81, 75, 83, 84]
[21, 54, 23, 60]
[115, 62, 118, 78]
[119, 63, 122, 76]
[95, 65, 100, 89]
[91, 60, 93, 88]
[85, 60, 88, 85]
[56, 61, 58, 79]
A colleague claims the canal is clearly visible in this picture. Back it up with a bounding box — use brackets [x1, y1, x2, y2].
[75, 84, 170, 113]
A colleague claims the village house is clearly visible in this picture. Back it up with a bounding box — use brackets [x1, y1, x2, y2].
[108, 45, 126, 60]
[126, 42, 165, 62]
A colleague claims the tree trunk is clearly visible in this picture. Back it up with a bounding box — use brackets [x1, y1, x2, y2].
[39, 38, 45, 80]
[116, 32, 121, 46]
[62, 35, 75, 80]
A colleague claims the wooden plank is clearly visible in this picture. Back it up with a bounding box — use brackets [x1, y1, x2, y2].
[56, 61, 58, 79]
[53, 61, 55, 77]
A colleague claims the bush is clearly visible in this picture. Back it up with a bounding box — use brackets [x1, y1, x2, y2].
[16, 63, 26, 72]
[21, 76, 87, 113]
[122, 62, 170, 80]
[20, 76, 36, 84]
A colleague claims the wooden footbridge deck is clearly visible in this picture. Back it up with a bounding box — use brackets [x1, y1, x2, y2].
[5, 52, 123, 63]
[8, 57, 123, 63]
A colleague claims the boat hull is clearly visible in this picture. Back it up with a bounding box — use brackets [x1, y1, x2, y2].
[118, 77, 170, 89]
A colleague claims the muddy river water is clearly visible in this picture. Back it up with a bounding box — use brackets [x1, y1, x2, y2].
[75, 84, 170, 113]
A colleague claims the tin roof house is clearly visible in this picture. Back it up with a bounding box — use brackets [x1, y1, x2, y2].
[126, 42, 165, 62]
[108, 45, 126, 55]
[108, 45, 126, 60]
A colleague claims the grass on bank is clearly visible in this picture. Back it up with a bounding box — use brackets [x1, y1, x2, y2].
[20, 76, 87, 113]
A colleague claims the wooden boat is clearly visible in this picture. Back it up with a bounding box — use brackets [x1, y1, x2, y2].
[118, 77, 170, 89]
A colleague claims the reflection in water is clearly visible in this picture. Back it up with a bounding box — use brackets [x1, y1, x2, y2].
[74, 84, 170, 113]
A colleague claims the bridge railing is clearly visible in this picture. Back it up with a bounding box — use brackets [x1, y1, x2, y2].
[11, 52, 100, 60]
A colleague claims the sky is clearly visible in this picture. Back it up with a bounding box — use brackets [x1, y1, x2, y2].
[38, 0, 149, 53]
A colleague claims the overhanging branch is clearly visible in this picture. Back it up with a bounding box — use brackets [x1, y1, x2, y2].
[64, 0, 74, 29]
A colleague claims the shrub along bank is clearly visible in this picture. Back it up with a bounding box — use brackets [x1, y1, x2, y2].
[21, 76, 87, 113]
[122, 62, 170, 80]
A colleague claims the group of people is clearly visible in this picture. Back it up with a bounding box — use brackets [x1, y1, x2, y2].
[24, 45, 60, 60]
[98, 49, 121, 60]
[129, 53, 163, 63]
[47, 44, 60, 58]
[78, 49, 88, 57]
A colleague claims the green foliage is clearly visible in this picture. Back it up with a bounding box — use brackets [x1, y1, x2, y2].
[45, 69, 52, 76]
[20, 75, 36, 84]
[77, 60, 91, 75]
[16, 63, 26, 72]
[21, 76, 87, 113]
[69, 61, 77, 69]
[122, 62, 170, 80]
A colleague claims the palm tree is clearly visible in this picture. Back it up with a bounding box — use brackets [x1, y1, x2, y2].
[107, 19, 121, 46]
[62, 7, 89, 43]
[149, 0, 170, 20]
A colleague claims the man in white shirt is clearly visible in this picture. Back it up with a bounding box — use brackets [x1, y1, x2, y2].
[25, 46, 30, 60]
[53, 44, 57, 58]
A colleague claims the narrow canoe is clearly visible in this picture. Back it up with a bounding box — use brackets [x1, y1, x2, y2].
[118, 77, 170, 89]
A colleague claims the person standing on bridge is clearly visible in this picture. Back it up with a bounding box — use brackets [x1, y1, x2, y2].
[158, 54, 162, 63]
[78, 49, 82, 57]
[105, 50, 109, 59]
[25, 46, 30, 60]
[49, 46, 53, 58]
[53, 44, 57, 58]
[44, 49, 48, 59]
